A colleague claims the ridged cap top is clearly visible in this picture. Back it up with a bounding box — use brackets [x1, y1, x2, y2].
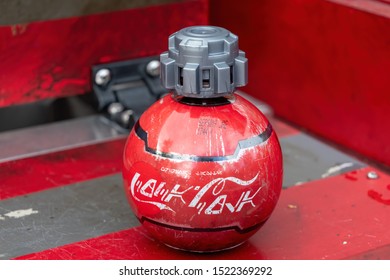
[160, 26, 248, 98]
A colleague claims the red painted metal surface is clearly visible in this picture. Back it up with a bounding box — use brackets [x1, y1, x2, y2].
[0, 138, 125, 200]
[0, 0, 208, 108]
[210, 0, 390, 167]
[250, 167, 390, 259]
[122, 94, 283, 252]
[268, 116, 299, 138]
[17, 166, 390, 260]
[345, 244, 390, 260]
[15, 226, 266, 260]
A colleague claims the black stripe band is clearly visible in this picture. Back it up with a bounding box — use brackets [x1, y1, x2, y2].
[134, 121, 273, 162]
[139, 216, 266, 234]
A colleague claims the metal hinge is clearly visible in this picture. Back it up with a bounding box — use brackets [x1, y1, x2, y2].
[92, 56, 167, 129]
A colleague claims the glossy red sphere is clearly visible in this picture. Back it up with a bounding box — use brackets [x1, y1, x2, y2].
[122, 93, 283, 252]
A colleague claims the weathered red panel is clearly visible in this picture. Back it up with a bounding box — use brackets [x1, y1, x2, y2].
[0, 139, 125, 200]
[14, 226, 267, 260]
[0, 0, 208, 107]
[250, 167, 390, 259]
[210, 0, 390, 166]
[268, 116, 299, 138]
[345, 244, 390, 260]
[16, 167, 390, 260]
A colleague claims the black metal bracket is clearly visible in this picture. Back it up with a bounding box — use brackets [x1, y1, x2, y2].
[92, 56, 167, 129]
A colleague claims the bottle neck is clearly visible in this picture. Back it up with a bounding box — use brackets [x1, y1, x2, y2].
[172, 93, 235, 106]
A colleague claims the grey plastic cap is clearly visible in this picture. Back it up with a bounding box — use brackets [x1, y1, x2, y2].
[160, 26, 248, 98]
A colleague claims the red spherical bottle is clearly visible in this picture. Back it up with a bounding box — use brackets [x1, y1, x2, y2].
[122, 26, 283, 252]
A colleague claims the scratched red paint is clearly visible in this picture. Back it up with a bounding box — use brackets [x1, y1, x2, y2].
[344, 171, 358, 181]
[14, 226, 266, 260]
[16, 167, 390, 260]
[0, 139, 125, 200]
[367, 190, 390, 205]
[210, 0, 390, 166]
[0, 0, 208, 108]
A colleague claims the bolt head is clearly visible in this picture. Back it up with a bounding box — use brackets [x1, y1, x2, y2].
[120, 109, 135, 128]
[367, 171, 379, 180]
[95, 68, 111, 86]
[107, 102, 124, 115]
[146, 60, 161, 77]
